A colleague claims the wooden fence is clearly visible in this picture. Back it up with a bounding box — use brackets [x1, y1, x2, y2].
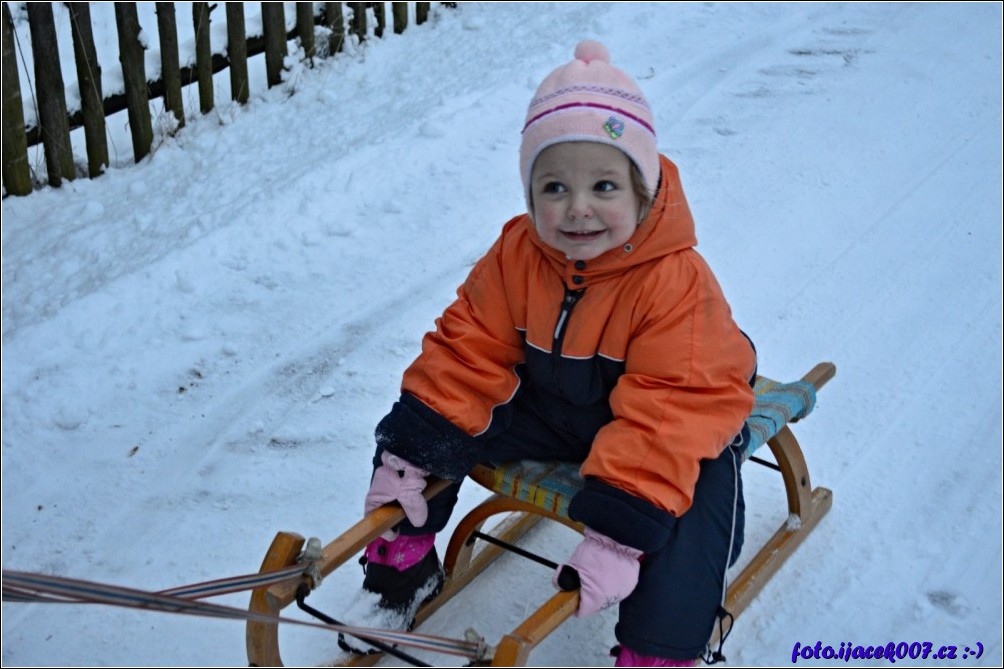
[2, 2, 437, 197]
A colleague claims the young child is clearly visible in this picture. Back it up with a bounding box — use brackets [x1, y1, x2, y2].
[353, 41, 757, 667]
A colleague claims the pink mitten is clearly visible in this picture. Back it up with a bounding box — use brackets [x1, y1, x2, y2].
[555, 528, 643, 617]
[364, 452, 430, 531]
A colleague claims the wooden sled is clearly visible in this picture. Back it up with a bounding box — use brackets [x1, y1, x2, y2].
[247, 362, 836, 667]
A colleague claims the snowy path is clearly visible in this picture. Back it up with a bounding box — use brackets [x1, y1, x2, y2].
[2, 3, 1001, 666]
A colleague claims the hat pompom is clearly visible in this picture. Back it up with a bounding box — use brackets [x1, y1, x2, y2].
[574, 40, 610, 65]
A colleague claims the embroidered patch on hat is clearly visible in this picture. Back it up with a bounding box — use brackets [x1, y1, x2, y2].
[603, 116, 625, 139]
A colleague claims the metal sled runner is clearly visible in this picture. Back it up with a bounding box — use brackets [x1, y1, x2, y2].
[247, 362, 836, 667]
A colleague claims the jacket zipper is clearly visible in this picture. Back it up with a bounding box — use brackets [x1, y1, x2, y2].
[552, 288, 585, 384]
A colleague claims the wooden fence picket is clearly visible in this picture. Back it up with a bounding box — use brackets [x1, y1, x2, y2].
[193, 2, 214, 114]
[156, 3, 185, 128]
[67, 3, 108, 178]
[3, 2, 33, 195]
[114, 2, 153, 163]
[226, 4, 250, 105]
[373, 2, 386, 39]
[296, 3, 316, 63]
[27, 1, 74, 186]
[349, 2, 366, 42]
[261, 2, 288, 88]
[393, 2, 408, 35]
[325, 3, 346, 54]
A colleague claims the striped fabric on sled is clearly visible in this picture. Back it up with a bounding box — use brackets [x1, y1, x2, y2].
[745, 375, 817, 456]
[478, 375, 819, 519]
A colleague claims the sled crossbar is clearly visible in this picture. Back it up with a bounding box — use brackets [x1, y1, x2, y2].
[247, 362, 835, 667]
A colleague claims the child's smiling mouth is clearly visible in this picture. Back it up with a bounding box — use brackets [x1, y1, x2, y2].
[562, 229, 605, 240]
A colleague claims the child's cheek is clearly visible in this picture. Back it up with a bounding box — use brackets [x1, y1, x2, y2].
[535, 210, 560, 235]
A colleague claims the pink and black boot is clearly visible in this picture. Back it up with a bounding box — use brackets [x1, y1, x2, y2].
[338, 533, 444, 654]
[361, 533, 444, 613]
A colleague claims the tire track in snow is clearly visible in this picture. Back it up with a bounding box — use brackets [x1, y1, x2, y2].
[73, 259, 470, 567]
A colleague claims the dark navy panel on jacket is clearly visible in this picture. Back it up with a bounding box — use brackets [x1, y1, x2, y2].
[522, 344, 623, 445]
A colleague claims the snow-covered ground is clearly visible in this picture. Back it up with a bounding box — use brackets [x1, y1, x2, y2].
[2, 2, 1002, 666]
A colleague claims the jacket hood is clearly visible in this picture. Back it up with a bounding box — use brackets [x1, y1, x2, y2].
[525, 154, 697, 287]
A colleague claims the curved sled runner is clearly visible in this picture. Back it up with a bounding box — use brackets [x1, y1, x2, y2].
[247, 362, 836, 667]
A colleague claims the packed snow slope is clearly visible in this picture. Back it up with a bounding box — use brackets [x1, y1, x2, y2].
[2, 2, 1002, 666]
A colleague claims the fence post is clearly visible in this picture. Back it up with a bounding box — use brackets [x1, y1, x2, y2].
[348, 2, 366, 42]
[192, 2, 214, 113]
[392, 2, 407, 34]
[155, 3, 185, 128]
[324, 3, 345, 54]
[416, 2, 429, 25]
[373, 2, 385, 39]
[66, 2, 108, 178]
[261, 2, 287, 88]
[2, 2, 32, 195]
[296, 3, 315, 63]
[27, 2, 75, 187]
[114, 3, 153, 163]
[225, 4, 249, 104]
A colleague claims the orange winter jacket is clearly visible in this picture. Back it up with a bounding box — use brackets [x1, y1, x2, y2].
[401, 154, 756, 519]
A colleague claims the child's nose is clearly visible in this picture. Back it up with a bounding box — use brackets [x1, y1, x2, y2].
[568, 194, 593, 219]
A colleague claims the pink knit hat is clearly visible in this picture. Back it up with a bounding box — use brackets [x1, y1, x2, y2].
[520, 41, 659, 204]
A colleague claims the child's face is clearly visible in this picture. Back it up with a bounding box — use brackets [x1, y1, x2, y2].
[530, 142, 643, 261]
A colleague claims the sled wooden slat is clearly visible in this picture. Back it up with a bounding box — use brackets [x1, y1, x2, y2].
[725, 484, 831, 618]
[490, 589, 580, 666]
[247, 362, 835, 667]
[247, 531, 305, 667]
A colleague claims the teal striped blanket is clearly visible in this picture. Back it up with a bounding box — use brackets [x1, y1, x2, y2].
[475, 375, 818, 519]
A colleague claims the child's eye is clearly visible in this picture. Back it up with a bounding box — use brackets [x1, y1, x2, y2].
[542, 181, 567, 194]
[594, 180, 618, 193]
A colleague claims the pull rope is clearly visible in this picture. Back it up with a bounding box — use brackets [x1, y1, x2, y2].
[2, 569, 487, 661]
[3, 563, 307, 603]
[158, 562, 308, 599]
